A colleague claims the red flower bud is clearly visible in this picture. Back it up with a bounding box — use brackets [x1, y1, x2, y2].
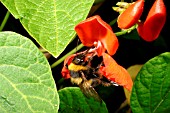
[117, 0, 144, 29]
[75, 15, 119, 56]
[137, 0, 166, 42]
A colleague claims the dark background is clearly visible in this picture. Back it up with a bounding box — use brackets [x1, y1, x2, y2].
[1, 0, 170, 112]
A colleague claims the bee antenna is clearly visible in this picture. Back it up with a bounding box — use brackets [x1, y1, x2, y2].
[75, 38, 80, 54]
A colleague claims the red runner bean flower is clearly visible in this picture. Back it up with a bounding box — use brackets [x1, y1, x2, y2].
[61, 15, 133, 91]
[117, 0, 144, 29]
[117, 0, 166, 42]
[137, 0, 166, 42]
[101, 53, 133, 91]
[75, 15, 119, 56]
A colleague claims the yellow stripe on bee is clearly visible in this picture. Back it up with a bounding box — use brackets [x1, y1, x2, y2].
[68, 63, 88, 71]
[70, 77, 83, 85]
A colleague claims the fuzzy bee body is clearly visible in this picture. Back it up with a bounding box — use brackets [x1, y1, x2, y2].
[65, 50, 117, 101]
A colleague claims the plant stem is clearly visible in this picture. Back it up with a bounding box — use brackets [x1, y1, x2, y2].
[115, 25, 136, 36]
[51, 43, 84, 68]
[115, 30, 127, 36]
[94, 0, 105, 4]
[39, 48, 47, 53]
[0, 11, 10, 31]
[109, 18, 117, 26]
[57, 78, 65, 86]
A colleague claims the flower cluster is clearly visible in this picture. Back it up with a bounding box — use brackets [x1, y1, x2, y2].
[61, 15, 133, 91]
[117, 0, 166, 42]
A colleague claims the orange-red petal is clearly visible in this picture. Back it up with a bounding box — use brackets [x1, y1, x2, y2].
[61, 54, 77, 79]
[94, 41, 106, 56]
[63, 54, 76, 66]
[117, 0, 144, 29]
[137, 0, 166, 42]
[102, 53, 133, 91]
[75, 15, 119, 56]
[61, 67, 70, 79]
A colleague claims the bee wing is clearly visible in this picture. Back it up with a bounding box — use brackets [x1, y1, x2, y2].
[79, 80, 102, 102]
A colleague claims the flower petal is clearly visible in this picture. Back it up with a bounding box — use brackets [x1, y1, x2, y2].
[117, 0, 144, 29]
[137, 0, 166, 42]
[94, 41, 106, 56]
[61, 54, 76, 79]
[61, 67, 70, 79]
[64, 54, 77, 66]
[75, 15, 119, 56]
[102, 53, 133, 91]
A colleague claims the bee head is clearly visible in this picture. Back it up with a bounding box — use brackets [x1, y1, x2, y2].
[72, 53, 87, 66]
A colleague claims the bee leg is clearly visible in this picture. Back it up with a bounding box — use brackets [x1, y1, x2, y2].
[80, 71, 87, 81]
[101, 81, 112, 87]
[110, 81, 119, 86]
[79, 71, 102, 102]
[86, 52, 97, 65]
[80, 71, 94, 86]
[90, 78, 102, 87]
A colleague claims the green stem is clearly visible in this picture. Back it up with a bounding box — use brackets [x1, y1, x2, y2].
[0, 11, 10, 31]
[39, 48, 47, 53]
[94, 0, 105, 4]
[51, 43, 84, 68]
[109, 18, 117, 26]
[115, 25, 136, 36]
[57, 78, 65, 86]
[115, 30, 127, 36]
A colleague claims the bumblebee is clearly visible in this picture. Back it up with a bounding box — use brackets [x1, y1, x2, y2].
[66, 50, 117, 101]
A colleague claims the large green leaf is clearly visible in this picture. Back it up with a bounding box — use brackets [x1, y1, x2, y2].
[0, 31, 59, 112]
[58, 87, 108, 113]
[130, 52, 170, 113]
[1, 0, 94, 57]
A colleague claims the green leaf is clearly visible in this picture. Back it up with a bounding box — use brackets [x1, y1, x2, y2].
[130, 52, 170, 113]
[58, 87, 108, 113]
[1, 0, 94, 57]
[0, 31, 59, 112]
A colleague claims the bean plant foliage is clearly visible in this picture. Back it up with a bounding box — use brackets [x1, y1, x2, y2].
[131, 52, 170, 113]
[0, 0, 170, 113]
[1, 0, 94, 57]
[0, 32, 59, 112]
